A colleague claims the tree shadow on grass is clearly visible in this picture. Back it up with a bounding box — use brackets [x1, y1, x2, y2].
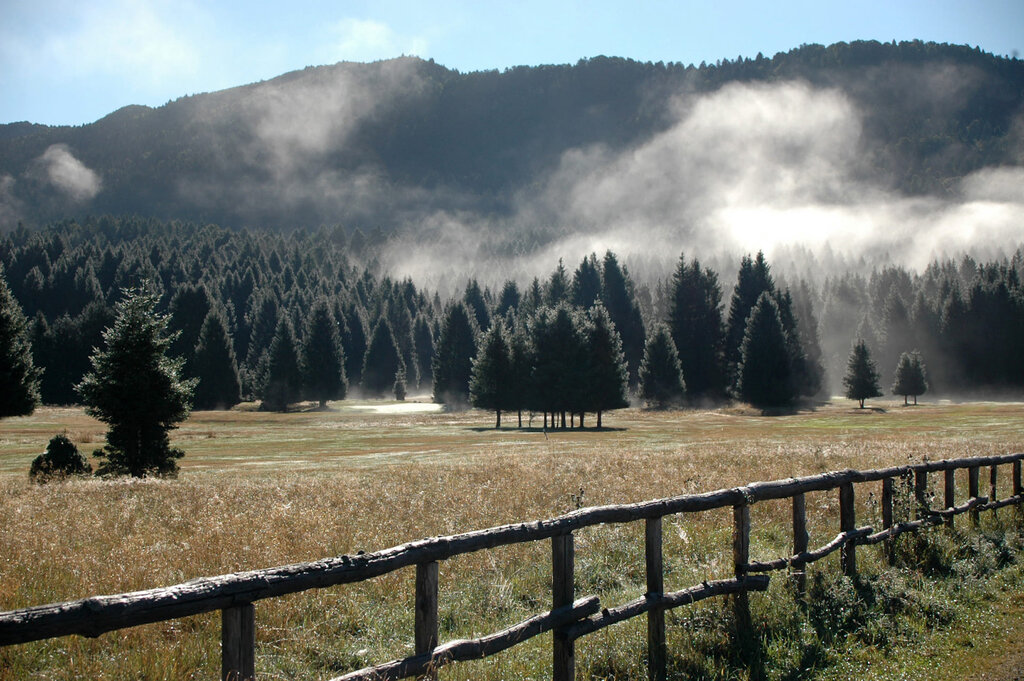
[465, 426, 628, 433]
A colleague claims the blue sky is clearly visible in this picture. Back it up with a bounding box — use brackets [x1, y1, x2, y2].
[1, 0, 1022, 126]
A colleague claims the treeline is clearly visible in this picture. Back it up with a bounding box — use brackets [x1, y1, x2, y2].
[3, 218, 1024, 423]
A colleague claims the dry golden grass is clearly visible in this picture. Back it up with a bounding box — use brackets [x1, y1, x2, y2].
[1, 398, 1023, 679]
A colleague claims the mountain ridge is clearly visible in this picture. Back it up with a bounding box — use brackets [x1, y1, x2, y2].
[1, 40, 1022, 233]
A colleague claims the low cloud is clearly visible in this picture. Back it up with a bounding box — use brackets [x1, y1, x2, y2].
[36, 145, 102, 201]
[382, 79, 1024, 289]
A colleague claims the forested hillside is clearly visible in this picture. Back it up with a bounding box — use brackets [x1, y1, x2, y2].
[1, 41, 1021, 233]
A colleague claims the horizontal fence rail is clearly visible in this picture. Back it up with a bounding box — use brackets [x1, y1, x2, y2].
[2, 452, 1023, 680]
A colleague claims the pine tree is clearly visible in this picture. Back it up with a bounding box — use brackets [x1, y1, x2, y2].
[494, 280, 521, 319]
[77, 287, 195, 477]
[301, 300, 347, 408]
[192, 309, 242, 410]
[507, 320, 533, 427]
[545, 259, 570, 306]
[341, 302, 369, 388]
[638, 324, 686, 408]
[463, 279, 491, 330]
[0, 264, 42, 416]
[362, 319, 405, 398]
[667, 254, 725, 401]
[736, 293, 796, 408]
[261, 318, 302, 411]
[167, 285, 212, 377]
[583, 304, 629, 428]
[470, 321, 515, 427]
[892, 350, 928, 405]
[725, 252, 774, 370]
[412, 313, 435, 389]
[530, 304, 587, 426]
[843, 339, 882, 408]
[571, 254, 602, 310]
[432, 303, 477, 406]
[601, 251, 646, 386]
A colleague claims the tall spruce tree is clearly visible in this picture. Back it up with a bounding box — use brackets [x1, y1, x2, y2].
[301, 300, 347, 408]
[638, 324, 686, 408]
[167, 285, 212, 377]
[601, 251, 646, 386]
[667, 254, 725, 401]
[892, 350, 928, 405]
[736, 293, 797, 408]
[362, 319, 405, 398]
[494, 280, 521, 318]
[571, 254, 602, 310]
[77, 287, 195, 477]
[725, 252, 774, 370]
[583, 304, 629, 428]
[432, 303, 477, 406]
[341, 302, 369, 388]
[843, 339, 883, 408]
[545, 259, 570, 306]
[412, 313, 435, 389]
[530, 304, 587, 426]
[192, 309, 242, 410]
[470, 321, 515, 427]
[463, 279, 491, 330]
[261, 318, 302, 411]
[0, 264, 41, 416]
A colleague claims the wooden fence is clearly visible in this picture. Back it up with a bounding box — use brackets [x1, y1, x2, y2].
[2, 452, 1022, 681]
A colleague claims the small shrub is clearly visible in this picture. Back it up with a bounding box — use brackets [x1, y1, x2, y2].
[29, 434, 92, 482]
[393, 372, 407, 401]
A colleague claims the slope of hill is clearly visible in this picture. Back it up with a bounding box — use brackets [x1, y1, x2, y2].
[1, 40, 1022, 235]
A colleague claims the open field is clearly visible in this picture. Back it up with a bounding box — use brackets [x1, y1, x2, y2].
[2, 398, 1024, 680]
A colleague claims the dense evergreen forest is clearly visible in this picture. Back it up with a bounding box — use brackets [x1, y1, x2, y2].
[1, 40, 1022, 232]
[2, 218, 1023, 420]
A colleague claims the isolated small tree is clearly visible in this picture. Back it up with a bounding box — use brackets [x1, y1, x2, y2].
[470, 321, 515, 427]
[892, 350, 928, 405]
[261, 318, 302, 411]
[843, 339, 882, 408]
[30, 434, 92, 482]
[736, 293, 796, 408]
[301, 300, 347, 408]
[638, 324, 686, 408]
[77, 288, 195, 477]
[394, 370, 407, 401]
[192, 310, 241, 410]
[0, 264, 42, 417]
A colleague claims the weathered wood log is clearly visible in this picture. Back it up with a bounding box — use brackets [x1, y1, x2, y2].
[552, 534, 574, 681]
[881, 478, 895, 565]
[645, 517, 665, 681]
[746, 527, 873, 573]
[915, 469, 929, 520]
[969, 467, 981, 527]
[944, 469, 956, 529]
[330, 597, 601, 681]
[839, 483, 857, 576]
[564, 576, 770, 642]
[414, 561, 439, 680]
[792, 493, 808, 595]
[1015, 461, 1022, 523]
[928, 497, 987, 518]
[4, 453, 1023, 648]
[975, 495, 1024, 513]
[732, 504, 751, 632]
[222, 604, 255, 681]
[863, 516, 943, 545]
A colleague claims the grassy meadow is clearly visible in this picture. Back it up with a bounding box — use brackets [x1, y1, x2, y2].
[2, 397, 1024, 680]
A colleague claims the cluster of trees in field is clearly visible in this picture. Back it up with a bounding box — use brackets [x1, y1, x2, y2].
[3, 217, 1024, 432]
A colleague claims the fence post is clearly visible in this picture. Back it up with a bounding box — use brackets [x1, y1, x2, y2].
[791, 493, 808, 596]
[944, 469, 956, 529]
[645, 517, 666, 681]
[914, 469, 929, 519]
[881, 478, 894, 565]
[990, 465, 999, 514]
[552, 533, 575, 681]
[839, 483, 857, 577]
[1014, 460, 1022, 523]
[415, 561, 439, 679]
[969, 467, 980, 527]
[222, 604, 255, 681]
[732, 503, 751, 631]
